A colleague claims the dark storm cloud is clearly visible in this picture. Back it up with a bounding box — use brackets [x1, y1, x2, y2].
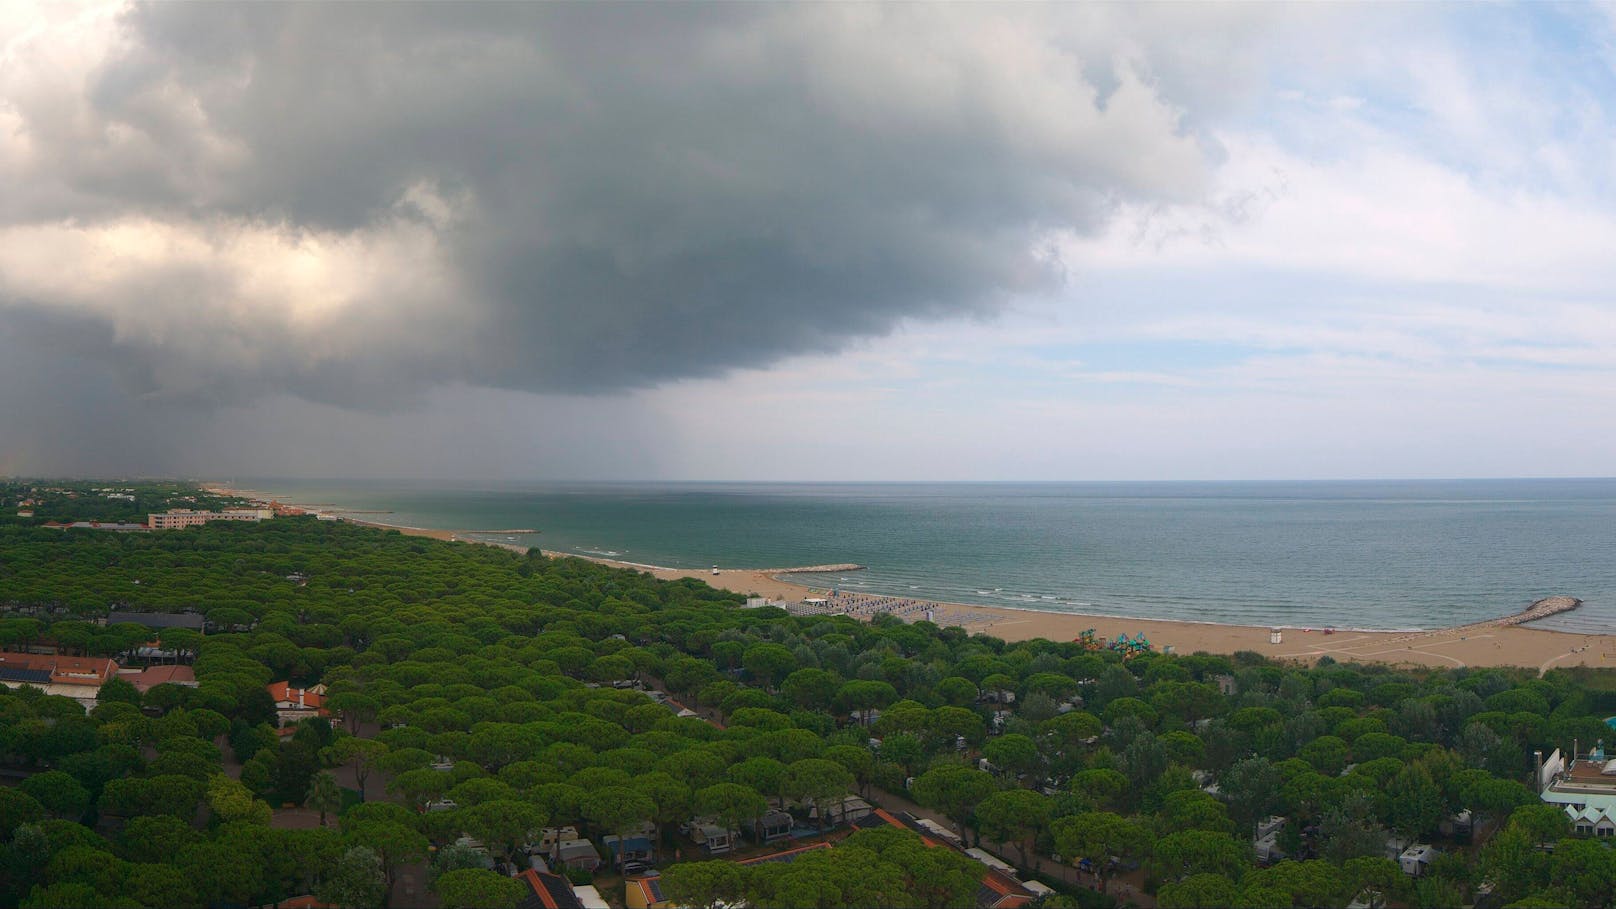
[0, 309, 207, 475]
[0, 2, 1213, 410]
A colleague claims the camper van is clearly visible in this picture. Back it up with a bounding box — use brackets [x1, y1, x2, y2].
[750, 809, 794, 844]
[690, 824, 733, 855]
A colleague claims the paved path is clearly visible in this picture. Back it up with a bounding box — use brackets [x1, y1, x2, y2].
[270, 807, 326, 830]
[1541, 643, 1596, 676]
[865, 786, 1154, 907]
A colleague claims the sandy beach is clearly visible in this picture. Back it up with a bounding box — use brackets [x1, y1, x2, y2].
[575, 558, 1615, 673]
[203, 485, 1614, 672]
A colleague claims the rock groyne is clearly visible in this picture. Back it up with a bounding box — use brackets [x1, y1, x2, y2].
[1501, 595, 1582, 627]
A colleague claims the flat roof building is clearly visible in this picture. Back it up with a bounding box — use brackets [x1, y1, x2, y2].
[1537, 747, 1616, 836]
[108, 611, 206, 632]
[148, 509, 272, 530]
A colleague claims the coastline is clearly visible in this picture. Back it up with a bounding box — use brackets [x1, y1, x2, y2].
[578, 558, 1615, 673]
[203, 483, 1615, 672]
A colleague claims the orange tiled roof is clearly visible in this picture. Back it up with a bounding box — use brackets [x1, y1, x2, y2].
[517, 868, 583, 909]
[126, 664, 195, 692]
[267, 681, 327, 709]
[0, 652, 118, 686]
[981, 872, 1034, 907]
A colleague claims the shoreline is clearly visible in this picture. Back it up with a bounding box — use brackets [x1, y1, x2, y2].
[582, 558, 1616, 672]
[203, 483, 1615, 671]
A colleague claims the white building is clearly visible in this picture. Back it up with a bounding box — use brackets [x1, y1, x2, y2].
[148, 508, 273, 530]
[268, 681, 329, 729]
[1537, 747, 1616, 836]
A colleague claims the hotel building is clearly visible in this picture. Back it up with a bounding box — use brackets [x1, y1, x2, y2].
[148, 508, 273, 530]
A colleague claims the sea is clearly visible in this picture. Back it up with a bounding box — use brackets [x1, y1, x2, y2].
[231, 478, 1616, 634]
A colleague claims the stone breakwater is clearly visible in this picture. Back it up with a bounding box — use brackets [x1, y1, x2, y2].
[1502, 595, 1583, 627]
[767, 564, 866, 574]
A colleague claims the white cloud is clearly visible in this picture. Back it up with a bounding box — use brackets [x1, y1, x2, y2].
[0, 184, 473, 401]
[613, 5, 1616, 482]
[1069, 132, 1616, 294]
[3, 1, 1614, 480]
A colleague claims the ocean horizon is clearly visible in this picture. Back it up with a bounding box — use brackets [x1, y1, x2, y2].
[228, 477, 1616, 634]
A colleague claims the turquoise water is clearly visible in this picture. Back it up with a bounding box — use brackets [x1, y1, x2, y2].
[235, 479, 1616, 633]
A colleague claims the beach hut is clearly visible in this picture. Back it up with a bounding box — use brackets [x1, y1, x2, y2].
[1270, 629, 1283, 644]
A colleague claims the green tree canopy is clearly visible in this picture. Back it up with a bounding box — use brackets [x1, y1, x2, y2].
[433, 868, 525, 909]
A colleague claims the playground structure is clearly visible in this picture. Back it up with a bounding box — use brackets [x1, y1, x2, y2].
[1073, 629, 1156, 659]
[1110, 632, 1154, 660]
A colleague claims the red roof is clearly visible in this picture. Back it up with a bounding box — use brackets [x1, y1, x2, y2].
[267, 681, 327, 710]
[124, 664, 195, 692]
[870, 808, 943, 847]
[854, 808, 1035, 909]
[0, 652, 118, 687]
[735, 841, 834, 866]
[665, 697, 724, 729]
[981, 872, 1035, 908]
[517, 868, 584, 909]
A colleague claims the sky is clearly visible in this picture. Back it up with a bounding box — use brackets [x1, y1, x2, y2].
[1, 2, 1614, 481]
